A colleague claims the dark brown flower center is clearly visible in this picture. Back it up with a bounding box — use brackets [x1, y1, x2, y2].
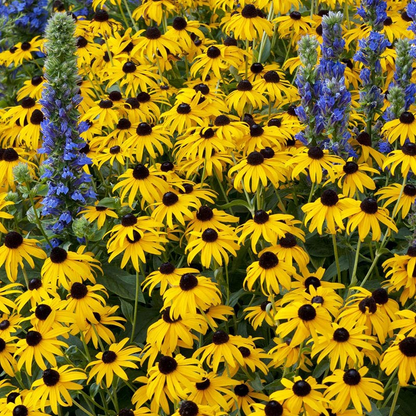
[196, 206, 214, 221]
[162, 192, 179, 206]
[158, 355, 178, 374]
[0, 320, 10, 330]
[126, 230, 141, 243]
[122, 62, 136, 73]
[402, 143, 416, 156]
[121, 214, 137, 227]
[26, 330, 42, 346]
[3, 148, 19, 162]
[298, 304, 316, 321]
[333, 328, 350, 342]
[4, 232, 23, 249]
[292, 380, 311, 396]
[290, 11, 302, 20]
[234, 384, 249, 397]
[196, 378, 211, 390]
[261, 147, 275, 158]
[146, 26, 161, 39]
[43, 369, 60, 386]
[241, 4, 258, 18]
[179, 401, 199, 416]
[215, 115, 230, 126]
[35, 304, 52, 320]
[280, 233, 297, 248]
[94, 9, 109, 21]
[259, 252, 279, 269]
[247, 151, 264, 166]
[202, 228, 218, 242]
[400, 111, 415, 124]
[320, 189, 339, 206]
[308, 146, 324, 159]
[30, 109, 44, 124]
[125, 97, 139, 109]
[251, 62, 264, 73]
[358, 297, 377, 314]
[360, 198, 378, 214]
[356, 131, 371, 146]
[117, 118, 131, 129]
[237, 80, 253, 91]
[250, 124, 264, 137]
[180, 274, 198, 290]
[372, 288, 388, 304]
[399, 337, 416, 357]
[264, 71, 280, 83]
[343, 161, 359, 174]
[160, 262, 175, 274]
[212, 330, 229, 345]
[118, 410, 135, 416]
[7, 392, 19, 403]
[29, 278, 42, 290]
[99, 99, 113, 109]
[12, 405, 28, 416]
[132, 164, 150, 179]
[31, 75, 43, 86]
[239, 346, 251, 357]
[265, 401, 284, 416]
[70, 282, 88, 299]
[136, 122, 152, 136]
[102, 350, 117, 363]
[404, 185, 416, 197]
[343, 369, 361, 385]
[50, 247, 68, 263]
[177, 103, 191, 114]
[254, 210, 269, 224]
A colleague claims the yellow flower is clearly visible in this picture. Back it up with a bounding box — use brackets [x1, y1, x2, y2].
[31, 365, 87, 414]
[87, 338, 141, 387]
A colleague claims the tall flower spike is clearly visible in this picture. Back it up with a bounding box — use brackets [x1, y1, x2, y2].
[39, 12, 95, 236]
[357, 0, 387, 31]
[318, 12, 352, 157]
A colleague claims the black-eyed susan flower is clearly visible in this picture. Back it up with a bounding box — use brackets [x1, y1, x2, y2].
[214, 114, 249, 144]
[237, 210, 302, 254]
[124, 122, 172, 161]
[172, 401, 216, 416]
[0, 193, 14, 234]
[162, 93, 209, 134]
[187, 372, 238, 411]
[31, 366, 87, 414]
[132, 0, 177, 25]
[185, 228, 240, 268]
[383, 142, 416, 176]
[143, 262, 200, 295]
[87, 338, 141, 387]
[0, 283, 21, 315]
[89, 9, 122, 36]
[302, 189, 352, 235]
[382, 111, 416, 145]
[288, 146, 343, 184]
[331, 160, 379, 197]
[253, 70, 296, 105]
[108, 229, 167, 270]
[270, 376, 329, 415]
[139, 354, 204, 414]
[342, 197, 398, 241]
[310, 322, 378, 371]
[146, 307, 206, 355]
[381, 335, 416, 385]
[5, 36, 44, 66]
[390, 310, 416, 337]
[352, 131, 386, 169]
[230, 343, 270, 377]
[383, 246, 416, 304]
[244, 300, 275, 330]
[17, 75, 45, 101]
[323, 368, 384, 414]
[14, 326, 68, 375]
[81, 99, 120, 129]
[275, 301, 333, 347]
[249, 400, 294, 416]
[194, 330, 254, 372]
[152, 191, 200, 229]
[201, 304, 235, 330]
[290, 267, 344, 294]
[222, 5, 273, 41]
[0, 334, 17, 376]
[4, 393, 49, 416]
[0, 313, 21, 339]
[0, 148, 36, 190]
[77, 305, 126, 348]
[78, 203, 118, 229]
[166, 17, 204, 51]
[191, 45, 242, 81]
[265, 233, 310, 271]
[376, 183, 416, 219]
[113, 164, 169, 208]
[65, 282, 107, 329]
[41, 246, 101, 290]
[163, 273, 222, 320]
[228, 381, 268, 416]
[26, 298, 75, 336]
[268, 337, 312, 371]
[186, 206, 239, 236]
[226, 80, 267, 116]
[0, 231, 46, 283]
[338, 295, 389, 344]
[274, 12, 315, 46]
[132, 26, 181, 61]
[15, 278, 53, 312]
[244, 251, 295, 295]
[229, 151, 285, 193]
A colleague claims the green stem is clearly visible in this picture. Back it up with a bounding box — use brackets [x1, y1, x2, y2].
[389, 385, 401, 416]
[122, 0, 138, 31]
[21, 267, 29, 288]
[131, 268, 141, 342]
[26, 183, 51, 246]
[73, 400, 95, 416]
[332, 234, 342, 284]
[350, 239, 361, 288]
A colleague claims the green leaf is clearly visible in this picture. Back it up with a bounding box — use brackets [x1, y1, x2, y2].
[217, 199, 253, 211]
[323, 254, 352, 281]
[97, 197, 118, 209]
[312, 360, 329, 378]
[304, 234, 333, 257]
[368, 402, 384, 416]
[98, 266, 145, 302]
[120, 299, 134, 322]
[251, 373, 263, 391]
[229, 288, 247, 307]
[259, 37, 271, 62]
